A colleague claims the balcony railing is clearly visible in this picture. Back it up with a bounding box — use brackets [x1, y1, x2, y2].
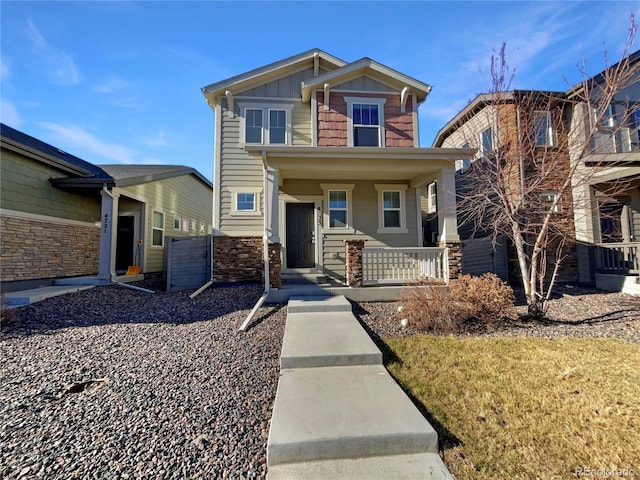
[362, 247, 448, 285]
[592, 127, 640, 155]
[596, 242, 639, 274]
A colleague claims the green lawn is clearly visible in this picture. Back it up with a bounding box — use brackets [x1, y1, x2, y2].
[384, 335, 640, 479]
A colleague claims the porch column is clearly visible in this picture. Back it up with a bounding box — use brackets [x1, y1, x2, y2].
[266, 166, 280, 243]
[98, 188, 119, 285]
[436, 168, 460, 244]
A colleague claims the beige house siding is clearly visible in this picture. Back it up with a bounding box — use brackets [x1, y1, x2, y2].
[119, 174, 212, 273]
[316, 91, 414, 147]
[281, 179, 419, 281]
[237, 66, 327, 98]
[1, 149, 101, 222]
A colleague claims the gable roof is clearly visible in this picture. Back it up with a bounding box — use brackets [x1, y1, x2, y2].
[301, 57, 432, 103]
[99, 164, 212, 189]
[432, 90, 566, 147]
[0, 123, 114, 185]
[201, 48, 347, 104]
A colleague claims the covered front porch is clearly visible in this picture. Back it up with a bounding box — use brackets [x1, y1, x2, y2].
[245, 145, 470, 291]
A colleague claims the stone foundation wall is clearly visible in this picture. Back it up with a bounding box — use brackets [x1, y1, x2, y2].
[0, 215, 100, 282]
[344, 239, 365, 287]
[212, 236, 282, 288]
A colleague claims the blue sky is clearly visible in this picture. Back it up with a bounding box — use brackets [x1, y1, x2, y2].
[1, 1, 637, 182]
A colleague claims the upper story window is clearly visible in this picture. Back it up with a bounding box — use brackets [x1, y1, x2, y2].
[534, 111, 554, 147]
[481, 127, 493, 158]
[240, 103, 293, 145]
[345, 96, 386, 147]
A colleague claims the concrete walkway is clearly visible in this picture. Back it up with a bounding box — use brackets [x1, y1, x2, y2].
[267, 296, 452, 479]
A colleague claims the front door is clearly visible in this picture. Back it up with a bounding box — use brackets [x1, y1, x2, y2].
[286, 203, 315, 268]
[115, 215, 135, 272]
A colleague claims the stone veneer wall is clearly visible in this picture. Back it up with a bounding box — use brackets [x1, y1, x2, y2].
[0, 215, 100, 282]
[344, 239, 365, 287]
[439, 241, 462, 280]
[213, 236, 281, 288]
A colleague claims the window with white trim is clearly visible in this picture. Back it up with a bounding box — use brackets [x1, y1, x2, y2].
[345, 96, 386, 147]
[173, 217, 181, 230]
[229, 187, 261, 216]
[152, 210, 164, 247]
[375, 184, 408, 233]
[427, 182, 437, 214]
[245, 108, 263, 143]
[321, 184, 354, 231]
[241, 103, 293, 145]
[534, 111, 554, 146]
[236, 192, 256, 212]
[329, 190, 347, 228]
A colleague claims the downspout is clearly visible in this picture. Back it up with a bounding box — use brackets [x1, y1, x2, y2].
[239, 150, 270, 331]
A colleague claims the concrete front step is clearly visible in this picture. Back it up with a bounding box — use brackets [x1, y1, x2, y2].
[267, 452, 453, 480]
[267, 364, 439, 466]
[281, 273, 328, 285]
[281, 312, 382, 368]
[287, 295, 352, 313]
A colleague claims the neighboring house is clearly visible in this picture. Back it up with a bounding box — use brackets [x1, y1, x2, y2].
[568, 52, 640, 294]
[434, 53, 640, 294]
[201, 49, 470, 288]
[433, 90, 579, 285]
[0, 123, 212, 291]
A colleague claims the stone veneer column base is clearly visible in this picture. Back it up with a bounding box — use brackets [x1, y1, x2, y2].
[439, 241, 462, 281]
[344, 239, 366, 287]
[213, 236, 282, 288]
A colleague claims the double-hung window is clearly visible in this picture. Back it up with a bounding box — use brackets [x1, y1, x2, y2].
[426, 182, 437, 214]
[345, 97, 386, 147]
[245, 108, 263, 143]
[321, 184, 354, 232]
[534, 111, 554, 146]
[152, 210, 165, 247]
[375, 184, 407, 233]
[241, 104, 292, 145]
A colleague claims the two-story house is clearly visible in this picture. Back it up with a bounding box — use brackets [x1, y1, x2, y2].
[433, 90, 579, 285]
[434, 51, 640, 294]
[201, 49, 469, 291]
[569, 51, 640, 294]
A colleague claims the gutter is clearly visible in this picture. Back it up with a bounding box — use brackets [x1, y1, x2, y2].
[239, 150, 270, 332]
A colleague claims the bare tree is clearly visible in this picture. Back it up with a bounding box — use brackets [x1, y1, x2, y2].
[454, 16, 640, 319]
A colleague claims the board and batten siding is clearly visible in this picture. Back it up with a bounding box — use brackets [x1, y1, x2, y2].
[0, 149, 101, 223]
[281, 179, 419, 281]
[119, 174, 212, 273]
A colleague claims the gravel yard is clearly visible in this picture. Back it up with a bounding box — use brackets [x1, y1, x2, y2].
[1, 283, 286, 479]
[1, 282, 638, 479]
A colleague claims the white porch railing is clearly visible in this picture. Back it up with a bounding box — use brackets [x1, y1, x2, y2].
[596, 242, 640, 274]
[362, 247, 448, 285]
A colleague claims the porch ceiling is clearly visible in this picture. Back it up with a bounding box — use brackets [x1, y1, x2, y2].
[245, 146, 471, 186]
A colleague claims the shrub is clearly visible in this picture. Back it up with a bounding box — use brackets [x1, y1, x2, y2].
[399, 273, 516, 334]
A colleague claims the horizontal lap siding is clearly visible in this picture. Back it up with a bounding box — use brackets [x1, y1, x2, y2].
[120, 176, 212, 273]
[1, 150, 101, 222]
[281, 179, 418, 281]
